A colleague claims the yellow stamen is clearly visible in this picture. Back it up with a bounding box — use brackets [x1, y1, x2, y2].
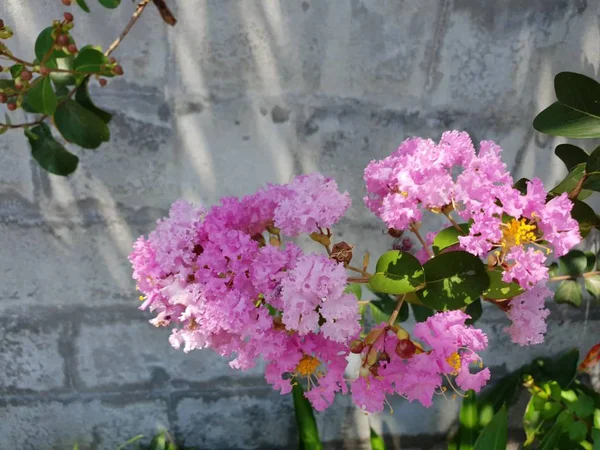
[501, 218, 537, 249]
[139, 295, 145, 301]
[296, 355, 320, 377]
[446, 352, 461, 374]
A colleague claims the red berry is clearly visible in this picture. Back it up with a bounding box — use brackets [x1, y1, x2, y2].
[56, 34, 69, 46]
[40, 66, 51, 76]
[0, 93, 7, 103]
[108, 56, 116, 64]
[67, 44, 77, 53]
[20, 70, 32, 81]
[63, 12, 74, 22]
[99, 78, 107, 87]
[113, 65, 124, 76]
[15, 82, 23, 90]
[62, 0, 72, 5]
[7, 103, 16, 111]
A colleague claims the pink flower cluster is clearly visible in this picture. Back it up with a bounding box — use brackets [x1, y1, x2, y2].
[364, 131, 581, 346]
[352, 311, 490, 412]
[130, 174, 358, 411]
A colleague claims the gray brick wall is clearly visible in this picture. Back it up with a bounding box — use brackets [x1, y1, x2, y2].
[1, 1, 599, 449]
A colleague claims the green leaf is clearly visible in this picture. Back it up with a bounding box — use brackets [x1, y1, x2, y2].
[369, 250, 424, 295]
[27, 77, 58, 115]
[524, 396, 544, 446]
[473, 405, 507, 450]
[76, 0, 91, 12]
[292, 384, 323, 450]
[417, 251, 490, 310]
[541, 402, 562, 420]
[50, 56, 75, 88]
[587, 276, 600, 300]
[34, 27, 69, 64]
[556, 144, 590, 171]
[370, 428, 386, 450]
[53, 99, 109, 149]
[544, 349, 580, 388]
[9, 64, 23, 79]
[585, 251, 596, 272]
[25, 123, 79, 176]
[559, 250, 589, 277]
[458, 391, 479, 449]
[410, 303, 434, 322]
[465, 298, 482, 325]
[432, 223, 470, 255]
[344, 283, 362, 300]
[117, 434, 144, 450]
[369, 298, 408, 325]
[555, 280, 583, 307]
[539, 423, 564, 450]
[534, 72, 600, 139]
[563, 392, 595, 418]
[551, 163, 593, 200]
[582, 173, 600, 191]
[99, 0, 121, 7]
[594, 409, 600, 429]
[75, 79, 112, 123]
[571, 200, 598, 238]
[483, 268, 523, 300]
[73, 46, 108, 73]
[593, 429, 600, 450]
[0, 79, 15, 91]
[568, 421, 588, 443]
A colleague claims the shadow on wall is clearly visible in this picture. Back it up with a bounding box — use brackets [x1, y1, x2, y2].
[1, 0, 600, 449]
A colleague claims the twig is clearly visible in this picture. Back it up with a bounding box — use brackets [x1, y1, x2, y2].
[568, 175, 587, 200]
[444, 212, 465, 234]
[410, 225, 433, 258]
[548, 271, 600, 282]
[0, 52, 35, 67]
[105, 0, 152, 56]
[387, 294, 406, 325]
[346, 265, 372, 277]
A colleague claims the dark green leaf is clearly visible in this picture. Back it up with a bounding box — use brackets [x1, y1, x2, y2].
[344, 283, 362, 300]
[432, 223, 470, 255]
[292, 384, 322, 450]
[586, 146, 600, 173]
[483, 268, 523, 299]
[76, 0, 91, 12]
[541, 402, 562, 420]
[582, 173, 600, 191]
[513, 178, 530, 194]
[75, 79, 112, 123]
[534, 73, 600, 139]
[25, 123, 78, 176]
[465, 298, 482, 325]
[555, 280, 583, 307]
[27, 77, 58, 115]
[551, 163, 593, 200]
[473, 405, 507, 450]
[541, 349, 580, 388]
[559, 250, 589, 277]
[73, 47, 108, 74]
[568, 421, 588, 443]
[370, 428, 386, 450]
[99, 0, 121, 7]
[34, 27, 69, 64]
[571, 200, 598, 238]
[9, 64, 23, 79]
[417, 251, 490, 310]
[556, 144, 590, 171]
[410, 303, 434, 322]
[585, 252, 596, 272]
[458, 391, 479, 449]
[585, 275, 600, 300]
[369, 250, 424, 295]
[539, 423, 564, 450]
[0, 79, 15, 91]
[53, 99, 109, 149]
[369, 298, 408, 325]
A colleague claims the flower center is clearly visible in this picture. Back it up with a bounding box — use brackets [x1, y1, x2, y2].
[446, 352, 461, 373]
[296, 355, 320, 376]
[501, 218, 536, 249]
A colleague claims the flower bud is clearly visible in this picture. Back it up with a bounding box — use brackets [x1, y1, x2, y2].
[251, 233, 266, 247]
[366, 347, 378, 366]
[330, 241, 353, 265]
[387, 228, 404, 238]
[364, 328, 384, 345]
[395, 327, 409, 340]
[379, 351, 391, 363]
[395, 339, 416, 359]
[309, 231, 331, 247]
[349, 339, 365, 354]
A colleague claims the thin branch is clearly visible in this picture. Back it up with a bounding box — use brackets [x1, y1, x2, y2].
[410, 225, 433, 258]
[387, 294, 406, 326]
[444, 212, 465, 234]
[548, 271, 600, 282]
[105, 0, 152, 56]
[0, 52, 35, 67]
[346, 265, 372, 277]
[568, 175, 587, 200]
